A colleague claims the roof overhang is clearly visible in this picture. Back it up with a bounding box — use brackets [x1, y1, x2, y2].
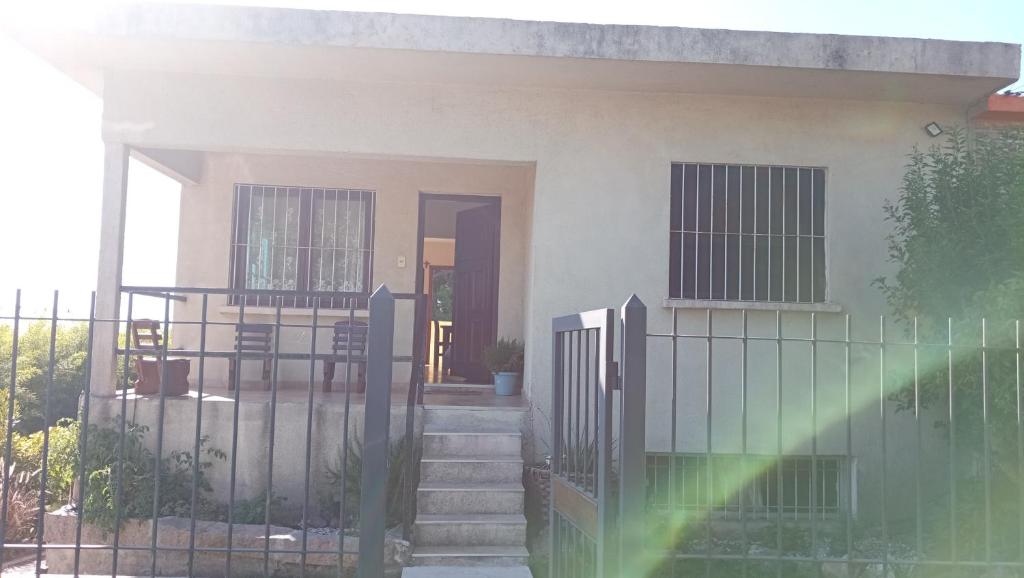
[6, 3, 1021, 106]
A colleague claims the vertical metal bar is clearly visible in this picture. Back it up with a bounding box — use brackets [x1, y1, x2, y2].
[740, 309, 749, 576]
[73, 292, 97, 576]
[149, 295, 172, 577]
[263, 298, 284, 577]
[584, 329, 591, 493]
[358, 286, 396, 578]
[879, 316, 889, 576]
[187, 294, 209, 578]
[705, 308, 713, 578]
[34, 291, 59, 575]
[669, 307, 679, 577]
[948, 317, 958, 563]
[404, 295, 425, 539]
[567, 331, 574, 482]
[112, 292, 135, 578]
[338, 306, 356, 576]
[575, 330, 582, 487]
[1016, 319, 1023, 562]
[981, 318, 992, 563]
[775, 310, 783, 578]
[844, 314, 855, 578]
[0, 290, 21, 570]
[914, 318, 923, 559]
[810, 313, 819, 577]
[595, 308, 615, 578]
[550, 327, 564, 578]
[225, 299, 246, 577]
[620, 296, 647, 577]
[300, 298, 320, 575]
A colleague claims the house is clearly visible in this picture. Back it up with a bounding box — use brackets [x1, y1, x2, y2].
[10, 3, 1023, 573]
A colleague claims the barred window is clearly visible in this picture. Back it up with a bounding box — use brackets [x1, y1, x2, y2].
[230, 184, 375, 308]
[646, 454, 846, 519]
[669, 164, 826, 303]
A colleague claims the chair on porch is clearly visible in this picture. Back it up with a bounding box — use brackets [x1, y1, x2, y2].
[228, 323, 274, 391]
[323, 320, 368, 393]
[130, 319, 190, 396]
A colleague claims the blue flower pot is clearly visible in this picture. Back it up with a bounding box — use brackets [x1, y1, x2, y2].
[493, 372, 520, 396]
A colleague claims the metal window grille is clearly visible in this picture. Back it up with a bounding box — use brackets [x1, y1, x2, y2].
[646, 454, 845, 519]
[230, 184, 375, 308]
[669, 163, 826, 303]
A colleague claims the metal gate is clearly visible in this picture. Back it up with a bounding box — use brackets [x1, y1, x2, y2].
[549, 297, 647, 578]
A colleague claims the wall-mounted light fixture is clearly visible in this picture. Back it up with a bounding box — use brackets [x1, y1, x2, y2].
[925, 122, 943, 137]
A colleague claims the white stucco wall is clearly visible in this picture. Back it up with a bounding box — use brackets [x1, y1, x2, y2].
[170, 152, 533, 386]
[103, 69, 967, 525]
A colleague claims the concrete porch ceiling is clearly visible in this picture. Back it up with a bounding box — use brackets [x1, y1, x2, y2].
[8, 3, 1021, 106]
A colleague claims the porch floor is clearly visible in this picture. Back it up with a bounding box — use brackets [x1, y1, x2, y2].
[113, 383, 527, 410]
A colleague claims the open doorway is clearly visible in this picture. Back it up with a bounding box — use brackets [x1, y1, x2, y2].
[416, 193, 501, 385]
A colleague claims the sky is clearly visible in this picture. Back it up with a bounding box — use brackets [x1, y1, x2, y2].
[1, 0, 1022, 319]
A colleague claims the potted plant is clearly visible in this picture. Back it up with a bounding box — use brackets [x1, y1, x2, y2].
[483, 338, 524, 396]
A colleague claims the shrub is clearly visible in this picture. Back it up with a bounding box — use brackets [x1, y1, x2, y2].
[0, 460, 43, 543]
[483, 338, 524, 374]
[79, 421, 225, 532]
[322, 435, 419, 529]
[229, 491, 287, 525]
[12, 418, 80, 505]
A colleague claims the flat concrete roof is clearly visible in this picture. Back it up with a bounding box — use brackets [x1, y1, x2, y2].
[8, 3, 1021, 105]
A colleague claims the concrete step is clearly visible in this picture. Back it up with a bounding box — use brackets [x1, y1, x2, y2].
[414, 514, 527, 547]
[410, 545, 530, 567]
[403, 566, 533, 578]
[417, 482, 524, 515]
[421, 455, 524, 484]
[423, 432, 522, 457]
[424, 407, 526, 433]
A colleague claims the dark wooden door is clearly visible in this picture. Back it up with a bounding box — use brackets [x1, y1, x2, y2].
[451, 203, 500, 383]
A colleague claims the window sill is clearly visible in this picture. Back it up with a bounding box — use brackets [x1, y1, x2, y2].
[217, 306, 369, 319]
[663, 299, 843, 313]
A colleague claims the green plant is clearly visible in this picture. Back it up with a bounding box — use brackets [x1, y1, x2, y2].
[483, 338, 524, 374]
[230, 491, 287, 525]
[323, 435, 419, 529]
[0, 459, 43, 543]
[79, 421, 225, 532]
[13, 417, 80, 505]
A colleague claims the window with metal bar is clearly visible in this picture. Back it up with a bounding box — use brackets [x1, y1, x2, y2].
[646, 454, 846, 519]
[229, 184, 375, 308]
[669, 164, 826, 303]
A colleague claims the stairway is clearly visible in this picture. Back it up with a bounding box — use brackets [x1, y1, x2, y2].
[410, 405, 531, 572]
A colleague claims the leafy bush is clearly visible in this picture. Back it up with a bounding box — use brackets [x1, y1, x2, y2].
[229, 491, 287, 525]
[79, 421, 225, 532]
[0, 321, 90, 434]
[483, 338, 525, 374]
[13, 418, 80, 505]
[322, 435, 419, 529]
[0, 459, 43, 543]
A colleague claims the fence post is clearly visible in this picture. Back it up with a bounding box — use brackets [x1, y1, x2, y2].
[619, 295, 647, 577]
[358, 285, 395, 578]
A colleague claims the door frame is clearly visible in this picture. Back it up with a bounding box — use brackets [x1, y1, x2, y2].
[415, 193, 502, 378]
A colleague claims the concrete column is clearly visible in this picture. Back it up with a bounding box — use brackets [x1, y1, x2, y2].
[90, 142, 130, 397]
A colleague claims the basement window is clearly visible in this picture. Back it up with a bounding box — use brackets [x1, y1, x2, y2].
[646, 453, 849, 519]
[668, 164, 826, 303]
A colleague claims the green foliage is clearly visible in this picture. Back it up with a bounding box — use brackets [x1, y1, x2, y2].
[0, 459, 42, 543]
[13, 418, 80, 505]
[0, 321, 90, 434]
[323, 435, 419, 529]
[229, 491, 287, 525]
[79, 421, 225, 532]
[430, 268, 454, 322]
[878, 126, 1024, 561]
[483, 338, 525, 374]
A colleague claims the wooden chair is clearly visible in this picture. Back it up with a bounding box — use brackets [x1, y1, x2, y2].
[130, 319, 190, 396]
[323, 320, 368, 393]
[228, 324, 274, 391]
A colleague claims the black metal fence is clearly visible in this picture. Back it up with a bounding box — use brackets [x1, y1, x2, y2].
[642, 307, 1024, 577]
[0, 285, 424, 577]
